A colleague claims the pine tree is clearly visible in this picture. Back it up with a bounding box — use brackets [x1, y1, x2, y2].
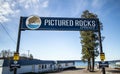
[80, 10, 99, 71]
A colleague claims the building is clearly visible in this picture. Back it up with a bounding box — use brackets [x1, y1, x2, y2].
[0, 59, 75, 74]
[57, 61, 75, 70]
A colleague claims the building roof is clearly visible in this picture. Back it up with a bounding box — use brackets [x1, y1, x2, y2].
[0, 59, 55, 67]
[0, 59, 75, 67]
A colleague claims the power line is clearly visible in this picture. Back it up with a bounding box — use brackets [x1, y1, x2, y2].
[0, 2, 32, 52]
[0, 22, 27, 52]
[0, 22, 16, 44]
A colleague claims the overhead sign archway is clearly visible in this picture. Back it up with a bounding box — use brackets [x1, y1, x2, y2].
[13, 15, 105, 74]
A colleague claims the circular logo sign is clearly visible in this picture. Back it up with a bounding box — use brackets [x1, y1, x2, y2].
[26, 15, 41, 30]
[14, 61, 18, 64]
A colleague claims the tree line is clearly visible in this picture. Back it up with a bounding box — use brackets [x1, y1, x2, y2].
[0, 49, 33, 59]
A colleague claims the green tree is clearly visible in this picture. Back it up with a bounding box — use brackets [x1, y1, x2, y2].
[80, 10, 99, 71]
[29, 54, 33, 59]
[0, 50, 13, 58]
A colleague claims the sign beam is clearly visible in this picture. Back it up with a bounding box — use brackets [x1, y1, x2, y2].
[20, 16, 99, 31]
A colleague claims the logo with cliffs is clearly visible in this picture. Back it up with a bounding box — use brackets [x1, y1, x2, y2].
[26, 15, 41, 30]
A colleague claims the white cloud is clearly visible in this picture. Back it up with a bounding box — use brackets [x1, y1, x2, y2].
[0, 1, 26, 22]
[31, 0, 39, 3]
[15, 10, 20, 13]
[18, 0, 25, 3]
[11, 2, 16, 7]
[0, 0, 50, 23]
[42, 0, 49, 8]
[18, 0, 50, 16]
[92, 0, 99, 7]
[0, 2, 14, 15]
[91, 0, 106, 9]
[25, 4, 29, 9]
[16, 0, 49, 9]
[0, 2, 15, 22]
[0, 16, 9, 22]
[69, 0, 88, 17]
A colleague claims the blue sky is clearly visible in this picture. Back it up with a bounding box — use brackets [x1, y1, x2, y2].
[0, 0, 120, 61]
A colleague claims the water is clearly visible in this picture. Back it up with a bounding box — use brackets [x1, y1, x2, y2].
[75, 61, 87, 67]
[75, 61, 120, 68]
[27, 24, 40, 29]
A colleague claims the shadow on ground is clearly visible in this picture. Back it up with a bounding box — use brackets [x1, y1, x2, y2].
[22, 67, 86, 74]
[107, 69, 120, 73]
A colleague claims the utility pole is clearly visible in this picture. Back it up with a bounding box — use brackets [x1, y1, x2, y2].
[27, 50, 30, 58]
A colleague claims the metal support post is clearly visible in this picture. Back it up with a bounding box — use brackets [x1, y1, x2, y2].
[13, 17, 22, 74]
[98, 23, 106, 74]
